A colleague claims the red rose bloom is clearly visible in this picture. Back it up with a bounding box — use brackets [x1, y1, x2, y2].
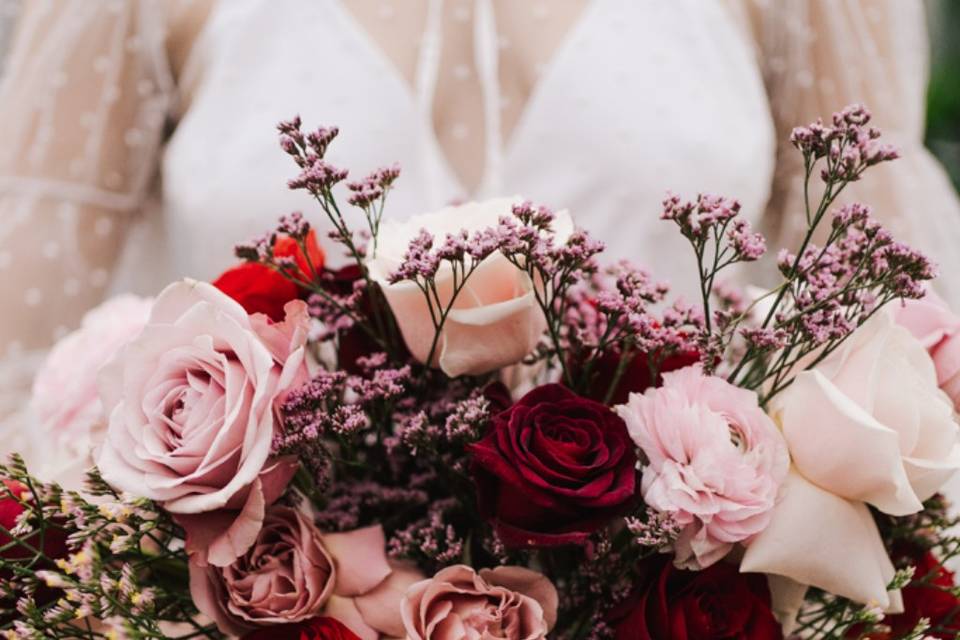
[242, 617, 360, 640]
[0, 480, 70, 621]
[611, 556, 782, 640]
[850, 551, 960, 640]
[468, 383, 638, 547]
[214, 230, 324, 322]
[579, 348, 700, 406]
[0, 480, 68, 563]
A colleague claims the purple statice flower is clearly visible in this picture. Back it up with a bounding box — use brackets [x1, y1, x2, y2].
[661, 192, 740, 240]
[388, 228, 440, 283]
[740, 327, 789, 352]
[313, 481, 429, 533]
[287, 157, 349, 194]
[388, 498, 465, 569]
[625, 508, 683, 550]
[790, 104, 899, 183]
[347, 164, 401, 208]
[234, 231, 275, 263]
[726, 218, 766, 261]
[276, 211, 310, 239]
[349, 360, 411, 404]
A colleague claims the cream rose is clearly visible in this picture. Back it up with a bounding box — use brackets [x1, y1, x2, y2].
[743, 312, 960, 613]
[97, 280, 309, 566]
[366, 197, 572, 377]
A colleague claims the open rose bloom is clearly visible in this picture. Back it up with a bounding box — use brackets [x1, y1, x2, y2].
[97, 280, 309, 566]
[401, 565, 558, 640]
[191, 505, 422, 638]
[743, 312, 960, 614]
[366, 198, 572, 377]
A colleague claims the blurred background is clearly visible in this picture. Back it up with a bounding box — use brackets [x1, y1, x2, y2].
[927, 0, 960, 190]
[0, 1, 956, 185]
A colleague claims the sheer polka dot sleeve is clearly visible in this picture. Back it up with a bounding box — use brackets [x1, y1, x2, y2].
[0, 0, 172, 418]
[747, 0, 960, 304]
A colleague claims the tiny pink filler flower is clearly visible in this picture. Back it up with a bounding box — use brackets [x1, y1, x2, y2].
[615, 364, 789, 569]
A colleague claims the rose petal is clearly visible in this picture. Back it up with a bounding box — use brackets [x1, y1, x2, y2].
[741, 469, 901, 609]
[323, 525, 392, 597]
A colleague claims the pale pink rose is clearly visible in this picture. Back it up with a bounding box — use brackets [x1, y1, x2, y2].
[615, 364, 789, 570]
[96, 280, 310, 566]
[366, 198, 573, 377]
[894, 291, 960, 409]
[401, 564, 558, 640]
[190, 505, 422, 639]
[31, 294, 152, 438]
[743, 312, 960, 612]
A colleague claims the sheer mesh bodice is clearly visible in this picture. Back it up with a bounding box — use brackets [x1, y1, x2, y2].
[1, 0, 959, 477]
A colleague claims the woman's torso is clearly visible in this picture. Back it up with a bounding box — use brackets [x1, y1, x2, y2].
[139, 0, 775, 298]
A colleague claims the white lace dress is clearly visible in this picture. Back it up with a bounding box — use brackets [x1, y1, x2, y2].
[1, 0, 958, 479]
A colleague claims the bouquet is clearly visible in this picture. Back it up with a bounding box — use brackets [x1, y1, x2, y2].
[4, 104, 960, 640]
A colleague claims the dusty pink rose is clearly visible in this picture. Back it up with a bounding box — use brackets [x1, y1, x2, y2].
[365, 198, 573, 377]
[894, 291, 960, 409]
[190, 505, 422, 639]
[32, 294, 152, 439]
[615, 365, 789, 569]
[96, 280, 309, 566]
[401, 564, 558, 640]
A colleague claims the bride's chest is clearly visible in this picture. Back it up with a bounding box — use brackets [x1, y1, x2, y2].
[162, 0, 774, 275]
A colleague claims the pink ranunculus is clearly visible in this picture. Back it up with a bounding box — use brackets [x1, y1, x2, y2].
[365, 198, 573, 378]
[894, 291, 960, 409]
[400, 564, 558, 640]
[615, 364, 789, 570]
[190, 505, 422, 639]
[96, 279, 310, 566]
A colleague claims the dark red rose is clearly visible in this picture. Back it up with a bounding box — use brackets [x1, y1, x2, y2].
[0, 480, 70, 621]
[322, 265, 379, 373]
[848, 550, 960, 640]
[242, 616, 361, 640]
[0, 480, 69, 563]
[611, 555, 782, 640]
[468, 383, 638, 547]
[214, 230, 325, 322]
[578, 348, 700, 406]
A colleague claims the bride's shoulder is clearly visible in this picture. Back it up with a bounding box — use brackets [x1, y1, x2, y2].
[165, 0, 216, 82]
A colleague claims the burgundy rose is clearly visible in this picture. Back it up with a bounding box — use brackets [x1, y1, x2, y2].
[242, 616, 361, 640]
[578, 348, 700, 406]
[848, 549, 960, 639]
[468, 384, 638, 547]
[0, 480, 69, 620]
[321, 265, 379, 373]
[610, 556, 782, 640]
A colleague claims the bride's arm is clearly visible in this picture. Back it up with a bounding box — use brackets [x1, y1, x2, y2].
[744, 0, 960, 303]
[0, 1, 178, 419]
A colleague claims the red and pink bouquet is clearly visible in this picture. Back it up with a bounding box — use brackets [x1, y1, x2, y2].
[5, 105, 960, 639]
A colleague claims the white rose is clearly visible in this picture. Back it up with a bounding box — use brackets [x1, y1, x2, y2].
[743, 311, 960, 616]
[366, 197, 572, 377]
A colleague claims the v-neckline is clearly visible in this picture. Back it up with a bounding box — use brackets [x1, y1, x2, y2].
[327, 0, 602, 199]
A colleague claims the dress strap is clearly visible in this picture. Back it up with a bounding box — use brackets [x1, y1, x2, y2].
[474, 0, 503, 197]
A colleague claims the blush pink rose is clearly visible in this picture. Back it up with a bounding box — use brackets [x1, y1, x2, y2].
[400, 564, 558, 640]
[615, 365, 789, 570]
[190, 505, 422, 639]
[32, 294, 152, 439]
[366, 198, 573, 377]
[894, 291, 960, 409]
[96, 280, 309, 566]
